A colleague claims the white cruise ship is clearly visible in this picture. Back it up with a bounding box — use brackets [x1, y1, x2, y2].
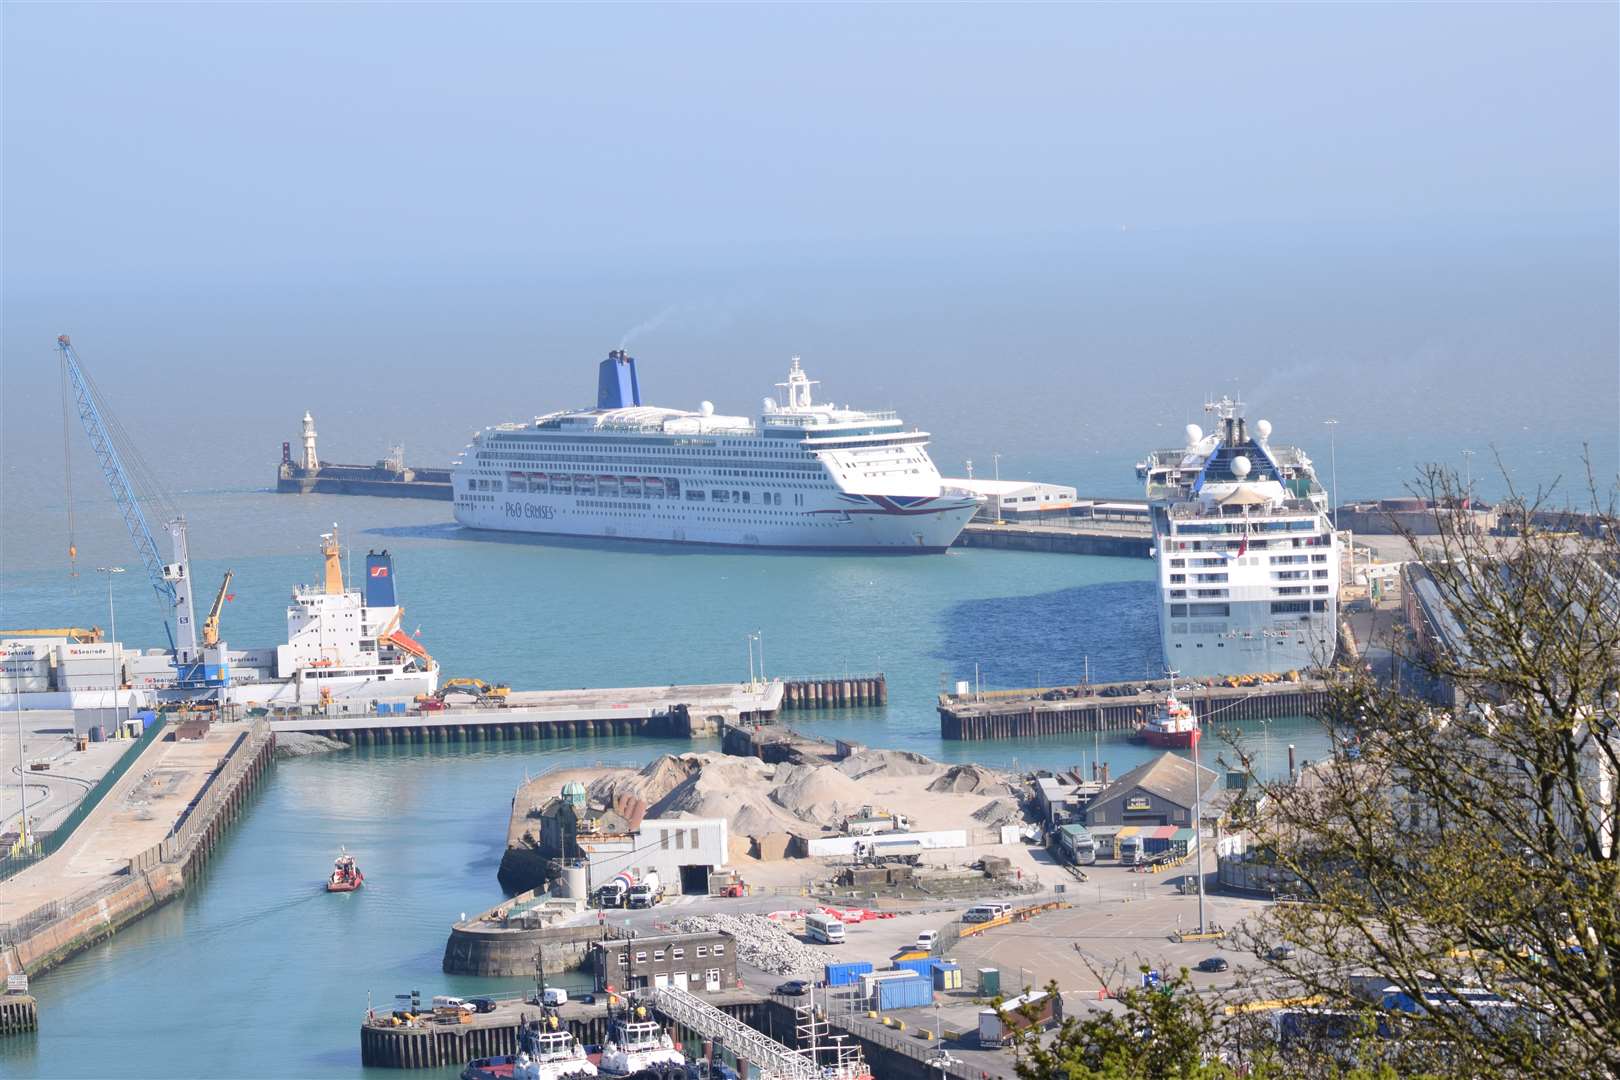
[1135, 397, 1339, 679]
[451, 351, 980, 551]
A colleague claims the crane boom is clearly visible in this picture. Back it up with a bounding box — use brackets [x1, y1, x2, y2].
[57, 335, 172, 613]
[55, 336, 199, 664]
[202, 569, 233, 648]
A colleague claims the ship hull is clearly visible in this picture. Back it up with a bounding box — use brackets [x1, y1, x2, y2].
[452, 494, 977, 553]
[1155, 594, 1336, 680]
[1134, 728, 1200, 750]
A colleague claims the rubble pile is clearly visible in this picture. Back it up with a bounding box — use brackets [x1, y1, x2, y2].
[666, 912, 825, 977]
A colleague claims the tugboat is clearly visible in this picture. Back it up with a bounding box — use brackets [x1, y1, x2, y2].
[1132, 682, 1201, 750]
[463, 1012, 597, 1080]
[597, 1000, 686, 1078]
[326, 849, 365, 892]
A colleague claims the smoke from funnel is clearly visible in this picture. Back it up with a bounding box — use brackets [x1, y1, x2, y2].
[620, 304, 680, 350]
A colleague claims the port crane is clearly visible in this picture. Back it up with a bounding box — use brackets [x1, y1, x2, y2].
[56, 335, 223, 693]
[200, 570, 234, 648]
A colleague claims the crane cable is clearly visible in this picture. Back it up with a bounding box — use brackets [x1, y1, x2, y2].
[60, 351, 78, 577]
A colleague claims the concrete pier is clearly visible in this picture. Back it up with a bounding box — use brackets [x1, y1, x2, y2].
[269, 681, 783, 744]
[0, 993, 37, 1035]
[939, 679, 1330, 740]
[0, 721, 275, 979]
[359, 990, 768, 1069]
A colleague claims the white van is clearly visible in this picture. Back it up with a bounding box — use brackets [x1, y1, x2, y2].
[916, 930, 939, 951]
[541, 987, 568, 1007]
[963, 905, 999, 924]
[431, 995, 472, 1016]
[805, 912, 846, 943]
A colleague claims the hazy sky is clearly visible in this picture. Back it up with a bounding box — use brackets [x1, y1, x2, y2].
[6, 4, 1616, 274]
[3, 3, 1616, 560]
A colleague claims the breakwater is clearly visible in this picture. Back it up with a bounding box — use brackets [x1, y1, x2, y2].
[443, 918, 622, 978]
[0, 722, 275, 979]
[781, 674, 886, 709]
[939, 681, 1330, 740]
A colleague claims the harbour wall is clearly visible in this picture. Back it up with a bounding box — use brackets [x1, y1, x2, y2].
[277, 461, 452, 500]
[939, 681, 1330, 740]
[0, 723, 275, 980]
[953, 521, 1151, 558]
[442, 921, 622, 978]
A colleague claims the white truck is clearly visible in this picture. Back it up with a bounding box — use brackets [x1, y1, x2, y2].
[626, 871, 664, 909]
[843, 808, 911, 836]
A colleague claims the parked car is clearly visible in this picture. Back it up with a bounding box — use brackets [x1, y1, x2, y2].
[466, 996, 499, 1014]
[775, 980, 810, 996]
[1267, 945, 1298, 962]
[1197, 957, 1229, 973]
[916, 930, 939, 951]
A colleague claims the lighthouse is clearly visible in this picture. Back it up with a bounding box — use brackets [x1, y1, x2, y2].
[301, 411, 319, 471]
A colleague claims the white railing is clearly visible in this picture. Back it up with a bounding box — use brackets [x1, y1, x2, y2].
[650, 986, 820, 1080]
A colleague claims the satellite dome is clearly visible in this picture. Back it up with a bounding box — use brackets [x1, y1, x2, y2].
[1231, 455, 1252, 478]
[1256, 419, 1273, 441]
[1185, 423, 1203, 445]
[700, 400, 715, 416]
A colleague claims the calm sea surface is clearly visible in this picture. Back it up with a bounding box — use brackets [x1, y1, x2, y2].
[1, 488, 1330, 1078]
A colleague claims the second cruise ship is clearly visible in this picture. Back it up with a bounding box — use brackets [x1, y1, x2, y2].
[1136, 397, 1340, 679]
[451, 351, 980, 551]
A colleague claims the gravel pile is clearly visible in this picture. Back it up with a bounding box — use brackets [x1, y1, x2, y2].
[274, 732, 350, 758]
[666, 912, 825, 977]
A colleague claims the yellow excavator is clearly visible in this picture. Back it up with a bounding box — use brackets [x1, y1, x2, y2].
[201, 570, 233, 648]
[440, 677, 510, 700]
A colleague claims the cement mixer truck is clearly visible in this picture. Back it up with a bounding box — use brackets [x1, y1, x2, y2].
[626, 871, 664, 909]
[596, 871, 636, 908]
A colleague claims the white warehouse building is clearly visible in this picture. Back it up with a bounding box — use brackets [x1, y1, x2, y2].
[943, 478, 1078, 521]
[579, 815, 730, 896]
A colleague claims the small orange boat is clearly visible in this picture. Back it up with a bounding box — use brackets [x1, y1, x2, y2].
[326, 849, 364, 892]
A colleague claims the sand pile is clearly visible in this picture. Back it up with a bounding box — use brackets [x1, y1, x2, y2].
[769, 762, 872, 826]
[971, 797, 1023, 827]
[927, 763, 1009, 795]
[588, 754, 700, 807]
[651, 756, 797, 838]
[835, 748, 939, 780]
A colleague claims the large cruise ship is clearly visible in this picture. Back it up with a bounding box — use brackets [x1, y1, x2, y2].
[1136, 397, 1339, 679]
[451, 351, 980, 551]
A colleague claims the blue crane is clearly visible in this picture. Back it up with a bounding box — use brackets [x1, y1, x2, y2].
[56, 335, 201, 671]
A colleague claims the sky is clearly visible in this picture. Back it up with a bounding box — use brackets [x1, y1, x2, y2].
[3, 3, 1617, 569]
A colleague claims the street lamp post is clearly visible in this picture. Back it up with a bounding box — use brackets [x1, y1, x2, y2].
[1323, 419, 1340, 531]
[96, 567, 126, 734]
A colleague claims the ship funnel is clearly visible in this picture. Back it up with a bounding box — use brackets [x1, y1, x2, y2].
[365, 550, 397, 608]
[597, 350, 643, 410]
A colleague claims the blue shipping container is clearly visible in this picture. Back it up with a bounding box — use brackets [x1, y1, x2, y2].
[824, 962, 873, 987]
[876, 975, 933, 1011]
[895, 959, 934, 979]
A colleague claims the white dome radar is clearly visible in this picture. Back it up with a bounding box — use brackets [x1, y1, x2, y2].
[1231, 454, 1252, 479]
[1185, 423, 1204, 445]
[700, 400, 715, 417]
[1256, 419, 1273, 441]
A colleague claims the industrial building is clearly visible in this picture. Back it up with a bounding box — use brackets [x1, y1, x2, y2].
[1085, 753, 1220, 829]
[942, 478, 1078, 522]
[591, 930, 738, 994]
[538, 781, 729, 896]
[1034, 772, 1105, 827]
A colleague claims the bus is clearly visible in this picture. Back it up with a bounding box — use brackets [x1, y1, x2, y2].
[805, 912, 846, 944]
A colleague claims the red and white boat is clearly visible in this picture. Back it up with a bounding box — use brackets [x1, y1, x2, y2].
[1133, 688, 1200, 750]
[326, 849, 364, 892]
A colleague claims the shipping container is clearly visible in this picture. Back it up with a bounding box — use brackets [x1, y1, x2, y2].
[933, 962, 963, 992]
[977, 968, 1001, 996]
[895, 958, 934, 979]
[875, 974, 932, 1011]
[824, 961, 873, 987]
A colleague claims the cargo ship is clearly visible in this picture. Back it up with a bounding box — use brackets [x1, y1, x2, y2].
[450, 351, 980, 551]
[0, 529, 438, 712]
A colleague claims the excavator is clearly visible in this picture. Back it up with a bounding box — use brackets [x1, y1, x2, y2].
[440, 677, 509, 700]
[201, 570, 233, 648]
